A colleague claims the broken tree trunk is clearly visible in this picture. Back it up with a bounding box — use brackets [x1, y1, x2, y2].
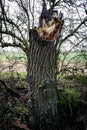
[27, 12, 64, 130]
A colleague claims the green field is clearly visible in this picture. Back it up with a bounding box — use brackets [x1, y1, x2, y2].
[0, 51, 87, 62]
[60, 52, 87, 63]
[0, 51, 27, 62]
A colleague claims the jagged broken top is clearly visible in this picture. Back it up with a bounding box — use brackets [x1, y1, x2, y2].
[34, 18, 63, 41]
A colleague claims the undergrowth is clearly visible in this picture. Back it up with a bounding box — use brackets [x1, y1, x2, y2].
[0, 73, 87, 130]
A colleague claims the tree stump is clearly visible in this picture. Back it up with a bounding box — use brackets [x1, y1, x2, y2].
[27, 12, 64, 130]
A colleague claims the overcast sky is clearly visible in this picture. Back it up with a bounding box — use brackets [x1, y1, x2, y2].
[1, 0, 87, 52]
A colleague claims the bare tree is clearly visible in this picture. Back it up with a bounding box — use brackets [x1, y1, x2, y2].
[0, 0, 87, 129]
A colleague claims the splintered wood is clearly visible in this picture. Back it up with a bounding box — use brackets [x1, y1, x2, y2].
[35, 18, 63, 41]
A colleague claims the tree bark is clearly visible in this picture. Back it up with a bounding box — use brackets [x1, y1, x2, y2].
[27, 20, 63, 130]
[28, 29, 57, 93]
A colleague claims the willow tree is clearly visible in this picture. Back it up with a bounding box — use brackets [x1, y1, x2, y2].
[27, 5, 64, 129]
[0, 0, 87, 129]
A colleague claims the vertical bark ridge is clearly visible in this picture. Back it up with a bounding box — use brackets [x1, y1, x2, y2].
[28, 38, 56, 97]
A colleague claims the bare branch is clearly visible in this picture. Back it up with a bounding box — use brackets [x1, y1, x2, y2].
[0, 30, 23, 42]
[59, 17, 87, 46]
[0, 40, 28, 54]
[0, 16, 28, 46]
